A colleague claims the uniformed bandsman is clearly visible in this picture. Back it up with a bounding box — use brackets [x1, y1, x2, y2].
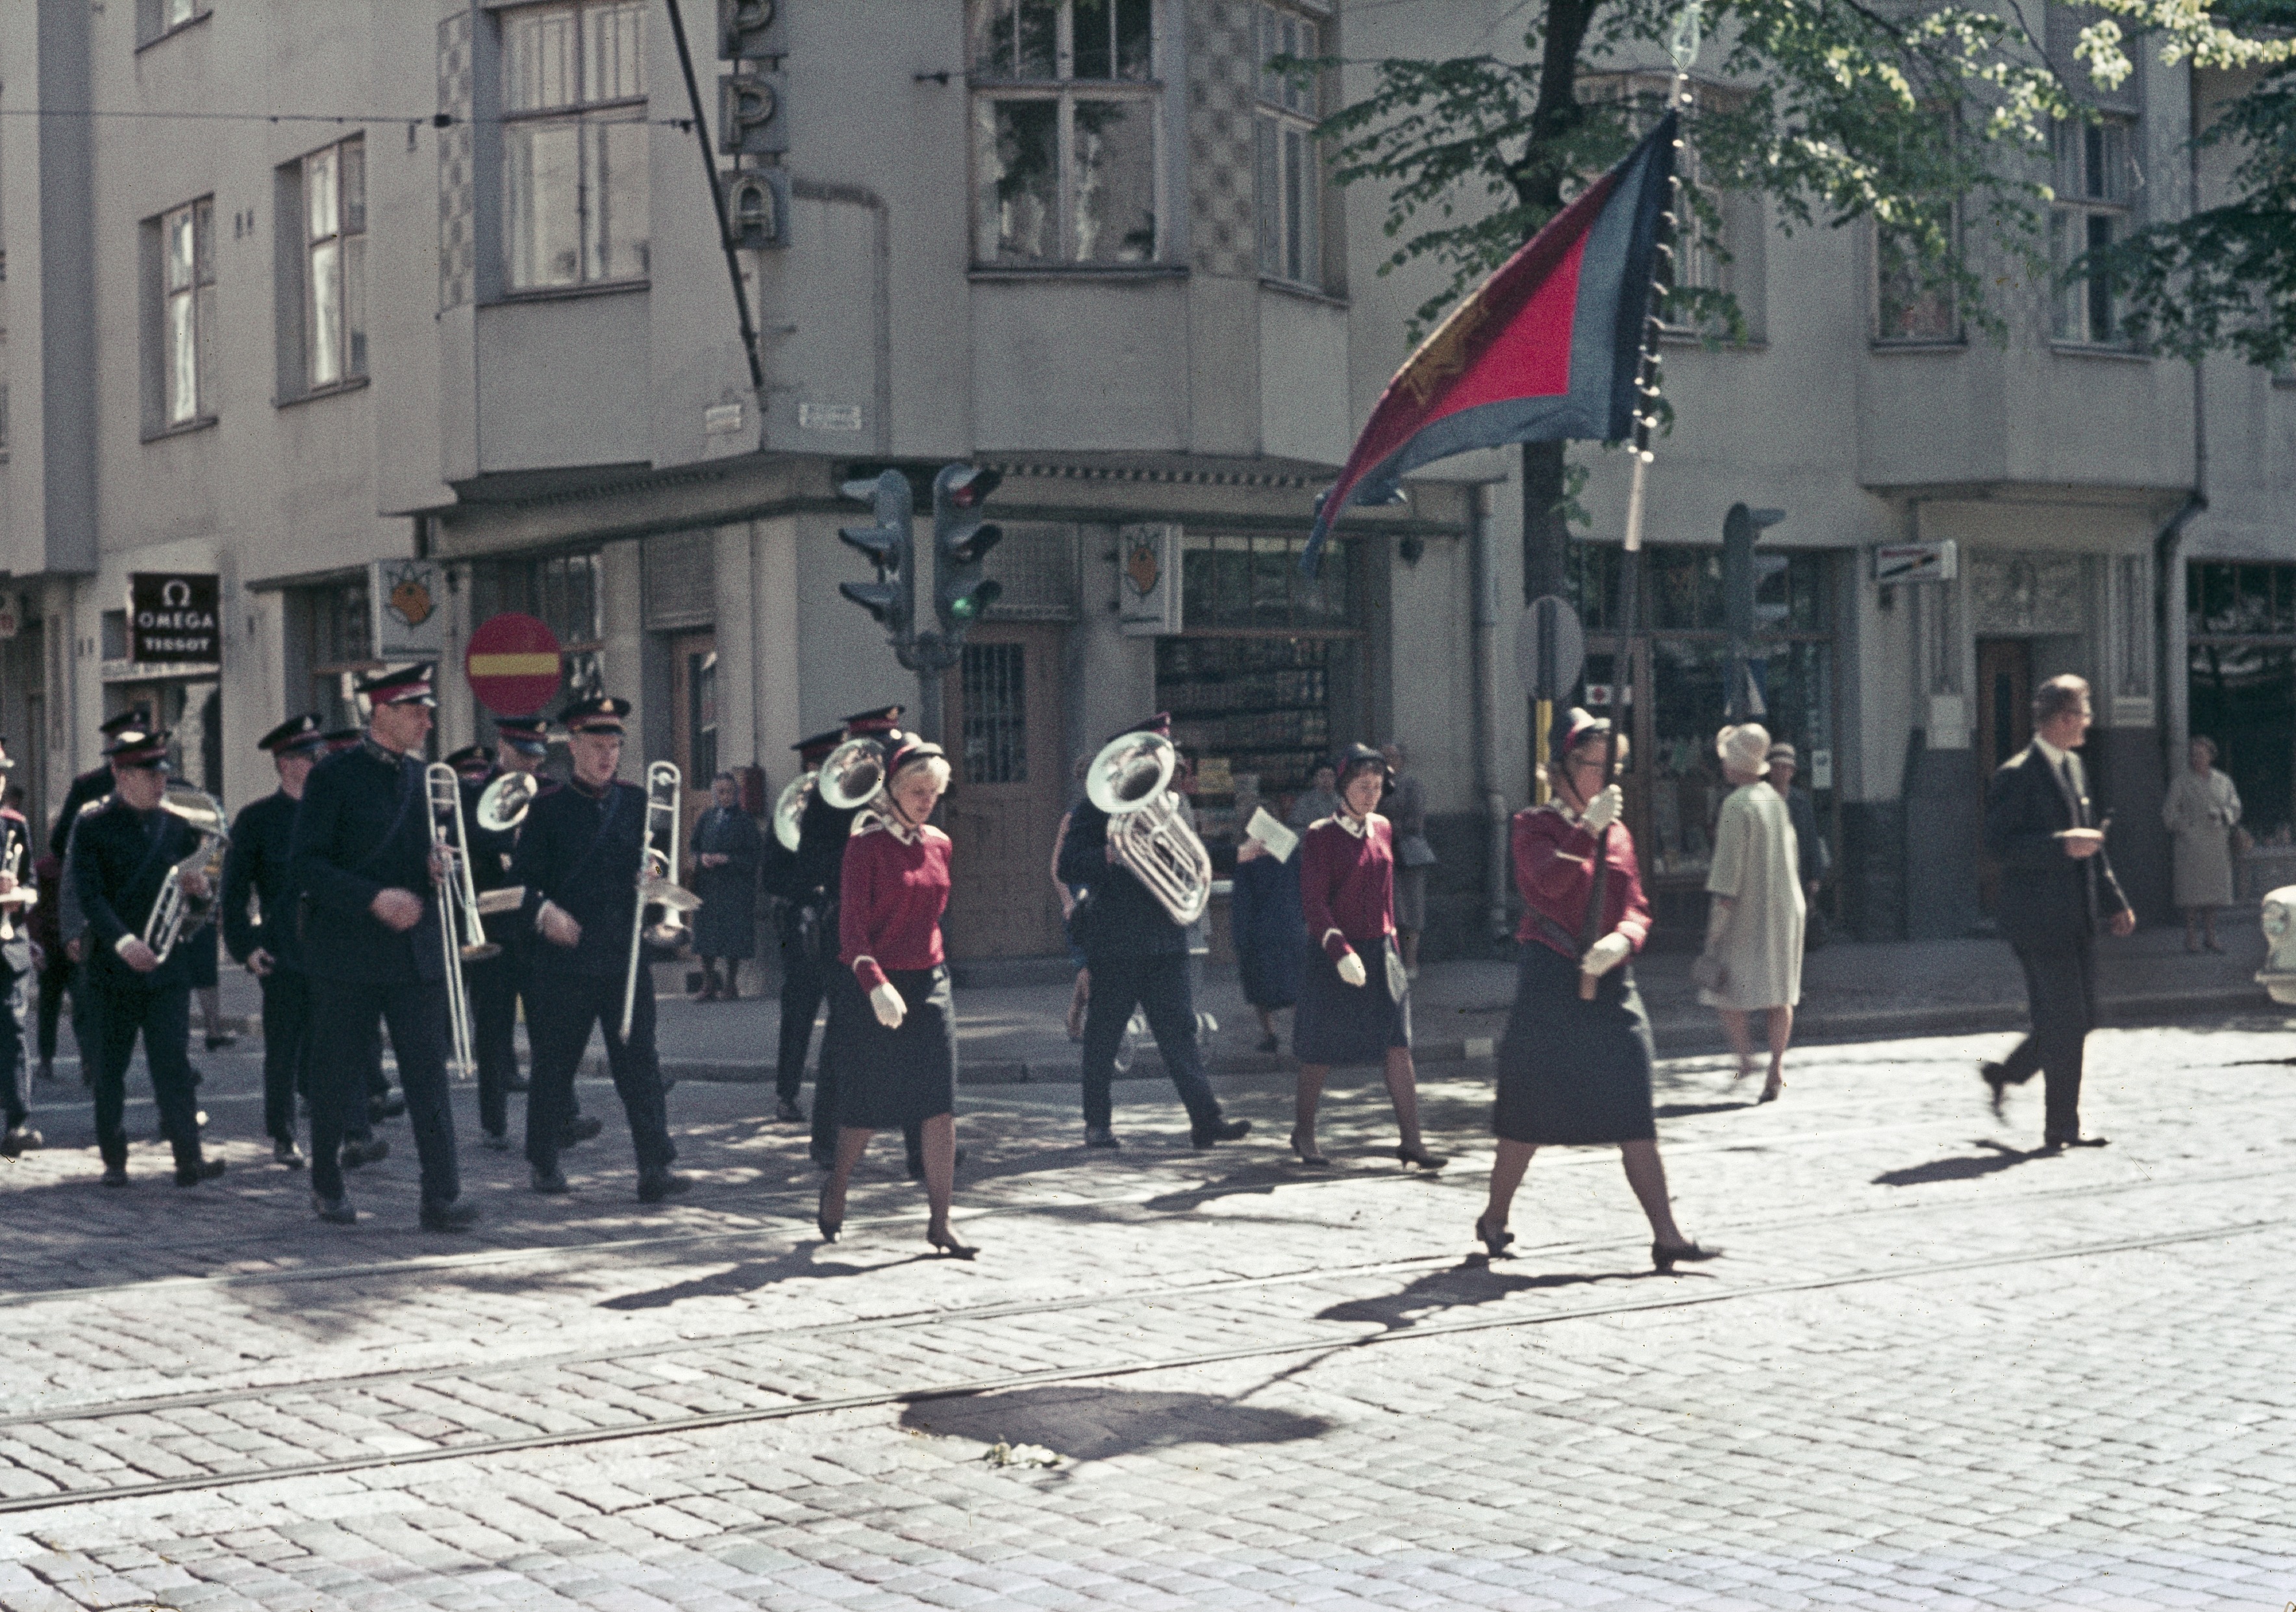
[53, 711, 150, 1084]
[0, 738, 40, 1159]
[510, 696, 690, 1203]
[289, 665, 477, 1230]
[221, 714, 329, 1168]
[761, 726, 845, 1126]
[72, 728, 226, 1187]
[49, 709, 151, 858]
[314, 730, 403, 1130]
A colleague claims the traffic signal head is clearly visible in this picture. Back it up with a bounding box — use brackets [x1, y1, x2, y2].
[838, 470, 916, 644]
[933, 464, 1005, 636]
[1721, 503, 1786, 644]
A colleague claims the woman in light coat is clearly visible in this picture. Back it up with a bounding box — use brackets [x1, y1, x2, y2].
[2162, 736, 2241, 952]
[1697, 723, 1805, 1102]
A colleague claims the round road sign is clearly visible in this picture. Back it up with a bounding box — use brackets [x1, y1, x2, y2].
[466, 612, 563, 717]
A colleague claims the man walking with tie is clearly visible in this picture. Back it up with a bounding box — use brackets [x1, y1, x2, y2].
[1981, 674, 2135, 1152]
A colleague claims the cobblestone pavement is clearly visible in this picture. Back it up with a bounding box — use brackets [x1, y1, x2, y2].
[2, 1017, 2293, 1609]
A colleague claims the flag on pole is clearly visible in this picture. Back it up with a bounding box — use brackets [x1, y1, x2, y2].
[1302, 113, 1678, 574]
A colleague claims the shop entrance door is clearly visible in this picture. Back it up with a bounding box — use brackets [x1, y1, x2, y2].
[940, 623, 1067, 959]
[1976, 638, 2033, 913]
[668, 630, 718, 853]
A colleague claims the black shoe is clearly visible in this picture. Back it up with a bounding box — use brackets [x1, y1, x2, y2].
[101, 1162, 129, 1187]
[1980, 1061, 2012, 1118]
[637, 1169, 693, 1203]
[174, 1156, 227, 1187]
[1191, 1117, 1252, 1149]
[480, 1129, 512, 1152]
[1084, 1125, 1121, 1150]
[419, 1198, 481, 1233]
[341, 1136, 390, 1169]
[2040, 1133, 2109, 1153]
[312, 1192, 356, 1224]
[561, 1114, 605, 1146]
[205, 1031, 238, 1051]
[1395, 1144, 1448, 1171]
[1473, 1216, 1516, 1259]
[505, 1076, 530, 1094]
[1652, 1240, 1721, 1274]
[1, 1125, 40, 1159]
[530, 1165, 570, 1194]
[369, 1093, 406, 1122]
[273, 1139, 306, 1169]
[775, 1097, 806, 1124]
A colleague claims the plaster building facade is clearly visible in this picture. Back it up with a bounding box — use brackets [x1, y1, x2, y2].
[0, 0, 2284, 965]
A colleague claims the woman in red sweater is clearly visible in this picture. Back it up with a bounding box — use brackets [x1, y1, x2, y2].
[1290, 745, 1444, 1169]
[1477, 710, 1716, 1273]
[817, 736, 973, 1258]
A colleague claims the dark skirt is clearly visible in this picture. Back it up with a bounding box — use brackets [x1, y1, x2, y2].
[827, 964, 957, 1131]
[1493, 940, 1656, 1145]
[186, 921, 220, 990]
[1292, 937, 1410, 1065]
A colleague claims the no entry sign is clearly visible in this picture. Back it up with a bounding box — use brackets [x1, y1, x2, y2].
[465, 612, 563, 716]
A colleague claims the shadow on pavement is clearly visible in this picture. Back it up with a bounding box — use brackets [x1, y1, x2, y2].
[1315, 1260, 1634, 1333]
[900, 1385, 1332, 1465]
[1871, 1139, 2044, 1187]
[597, 1244, 890, 1309]
[1653, 1100, 1760, 1120]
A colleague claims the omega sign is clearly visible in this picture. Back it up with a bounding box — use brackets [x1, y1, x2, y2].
[127, 572, 221, 665]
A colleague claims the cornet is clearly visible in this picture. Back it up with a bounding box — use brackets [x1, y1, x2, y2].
[621, 761, 703, 1039]
[1086, 731, 1212, 927]
[428, 762, 506, 1082]
[142, 785, 229, 964]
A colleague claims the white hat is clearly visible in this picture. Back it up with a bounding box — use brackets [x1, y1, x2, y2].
[1717, 723, 1773, 775]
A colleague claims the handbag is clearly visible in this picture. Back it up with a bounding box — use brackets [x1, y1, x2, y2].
[1397, 834, 1438, 868]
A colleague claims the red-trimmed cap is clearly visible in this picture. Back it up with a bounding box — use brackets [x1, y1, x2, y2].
[445, 744, 496, 773]
[105, 729, 173, 769]
[100, 709, 154, 739]
[561, 695, 633, 735]
[493, 714, 553, 756]
[793, 727, 845, 765]
[357, 664, 438, 707]
[841, 705, 905, 737]
[323, 727, 364, 753]
[258, 713, 327, 755]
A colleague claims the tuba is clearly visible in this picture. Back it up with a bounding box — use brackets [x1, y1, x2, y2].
[772, 770, 815, 852]
[1086, 731, 1212, 927]
[476, 770, 539, 833]
[817, 735, 888, 812]
[142, 785, 230, 964]
[621, 761, 703, 1038]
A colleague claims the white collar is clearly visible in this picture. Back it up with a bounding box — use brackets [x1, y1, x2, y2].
[1333, 810, 1371, 839]
[2034, 736, 2071, 769]
[879, 808, 922, 845]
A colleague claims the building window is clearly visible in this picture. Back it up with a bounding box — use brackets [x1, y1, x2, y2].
[2051, 118, 2136, 347]
[501, 0, 650, 292]
[1254, 5, 1321, 287]
[299, 139, 367, 392]
[968, 0, 1161, 266]
[2189, 560, 2296, 842]
[137, 0, 208, 47]
[1584, 75, 1739, 331]
[960, 642, 1029, 784]
[147, 197, 217, 433]
[471, 549, 607, 708]
[295, 577, 374, 729]
[1875, 205, 1961, 343]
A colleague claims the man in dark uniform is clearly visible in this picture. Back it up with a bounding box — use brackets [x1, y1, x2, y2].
[316, 731, 405, 1129]
[1060, 713, 1252, 1152]
[290, 665, 477, 1230]
[511, 696, 690, 1203]
[761, 727, 843, 1126]
[72, 728, 227, 1187]
[53, 710, 151, 1090]
[0, 740, 41, 1159]
[220, 714, 329, 1168]
[447, 742, 519, 1150]
[50, 710, 152, 859]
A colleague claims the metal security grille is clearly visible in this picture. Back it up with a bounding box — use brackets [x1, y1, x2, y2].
[961, 642, 1027, 784]
[643, 531, 715, 628]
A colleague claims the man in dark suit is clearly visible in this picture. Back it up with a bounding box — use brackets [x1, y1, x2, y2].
[1981, 674, 2135, 1151]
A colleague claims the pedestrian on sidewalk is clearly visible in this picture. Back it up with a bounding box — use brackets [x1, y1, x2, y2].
[1981, 674, 2134, 1152]
[1697, 724, 1804, 1102]
[688, 772, 762, 1000]
[1290, 746, 1442, 1170]
[1228, 788, 1303, 1053]
[1766, 742, 1829, 946]
[2162, 736, 2241, 953]
[1287, 762, 1340, 832]
[1476, 710, 1716, 1274]
[816, 738, 973, 1258]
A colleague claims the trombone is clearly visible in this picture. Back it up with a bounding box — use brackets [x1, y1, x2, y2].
[427, 762, 512, 1081]
[621, 761, 703, 1039]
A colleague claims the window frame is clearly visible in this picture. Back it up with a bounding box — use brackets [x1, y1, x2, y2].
[1253, 3, 1324, 290]
[497, 0, 653, 297]
[2050, 115, 2139, 350]
[280, 136, 369, 404]
[967, 0, 1167, 271]
[1580, 72, 1742, 334]
[1873, 202, 1964, 346]
[145, 196, 218, 439]
[135, 0, 211, 51]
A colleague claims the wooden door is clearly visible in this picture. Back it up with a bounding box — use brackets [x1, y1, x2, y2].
[668, 630, 718, 851]
[939, 623, 1067, 959]
[1975, 638, 2032, 914]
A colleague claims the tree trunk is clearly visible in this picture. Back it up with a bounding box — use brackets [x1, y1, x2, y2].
[1521, 438, 1572, 607]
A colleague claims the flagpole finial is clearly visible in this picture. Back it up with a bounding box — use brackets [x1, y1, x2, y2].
[1668, 4, 1702, 71]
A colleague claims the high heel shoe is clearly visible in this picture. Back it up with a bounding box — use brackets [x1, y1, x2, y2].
[816, 1183, 842, 1243]
[1757, 1077, 1783, 1104]
[1651, 1240, 1721, 1274]
[1395, 1144, 1448, 1171]
[927, 1226, 977, 1260]
[1473, 1216, 1514, 1258]
[1289, 1129, 1330, 1167]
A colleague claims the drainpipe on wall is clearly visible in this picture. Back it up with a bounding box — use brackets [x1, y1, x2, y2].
[1469, 485, 1512, 944]
[2154, 360, 2206, 768]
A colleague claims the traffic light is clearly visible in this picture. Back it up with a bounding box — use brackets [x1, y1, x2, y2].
[1721, 502, 1785, 722]
[932, 464, 1004, 643]
[838, 470, 914, 644]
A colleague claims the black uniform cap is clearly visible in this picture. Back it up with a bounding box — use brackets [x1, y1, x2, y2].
[1104, 711, 1173, 746]
[105, 729, 173, 768]
[258, 713, 328, 755]
[793, 727, 845, 765]
[493, 714, 552, 756]
[561, 695, 632, 735]
[1333, 742, 1390, 789]
[99, 709, 154, 740]
[841, 705, 904, 736]
[445, 744, 496, 771]
[356, 664, 438, 707]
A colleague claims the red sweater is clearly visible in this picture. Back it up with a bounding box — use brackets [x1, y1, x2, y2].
[839, 821, 951, 990]
[1512, 804, 1651, 959]
[1299, 813, 1396, 961]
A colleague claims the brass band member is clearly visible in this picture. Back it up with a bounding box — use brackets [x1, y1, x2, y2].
[1288, 744, 1443, 1170]
[448, 742, 521, 1150]
[220, 714, 328, 1168]
[53, 710, 151, 1085]
[72, 728, 225, 1187]
[762, 727, 845, 1125]
[512, 696, 690, 1203]
[815, 736, 973, 1258]
[0, 739, 39, 1159]
[290, 665, 477, 1230]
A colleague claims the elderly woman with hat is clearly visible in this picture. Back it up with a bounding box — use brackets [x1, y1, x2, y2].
[816, 734, 975, 1258]
[1290, 744, 1443, 1169]
[1477, 710, 1716, 1272]
[1697, 722, 1804, 1100]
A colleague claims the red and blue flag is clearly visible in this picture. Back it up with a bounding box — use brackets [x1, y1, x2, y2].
[1303, 113, 1677, 573]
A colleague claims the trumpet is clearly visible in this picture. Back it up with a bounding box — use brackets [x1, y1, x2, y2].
[621, 761, 703, 1039]
[772, 770, 815, 853]
[427, 763, 505, 1082]
[1086, 731, 1212, 927]
[142, 785, 230, 964]
[477, 770, 539, 833]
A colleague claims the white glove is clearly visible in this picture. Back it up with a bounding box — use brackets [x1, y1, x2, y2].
[1581, 931, 1632, 978]
[870, 981, 906, 1029]
[1581, 783, 1623, 834]
[1334, 950, 1369, 988]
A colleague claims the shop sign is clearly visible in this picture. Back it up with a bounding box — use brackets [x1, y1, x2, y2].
[370, 558, 447, 659]
[127, 573, 221, 664]
[1117, 523, 1182, 637]
[1874, 540, 1958, 585]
